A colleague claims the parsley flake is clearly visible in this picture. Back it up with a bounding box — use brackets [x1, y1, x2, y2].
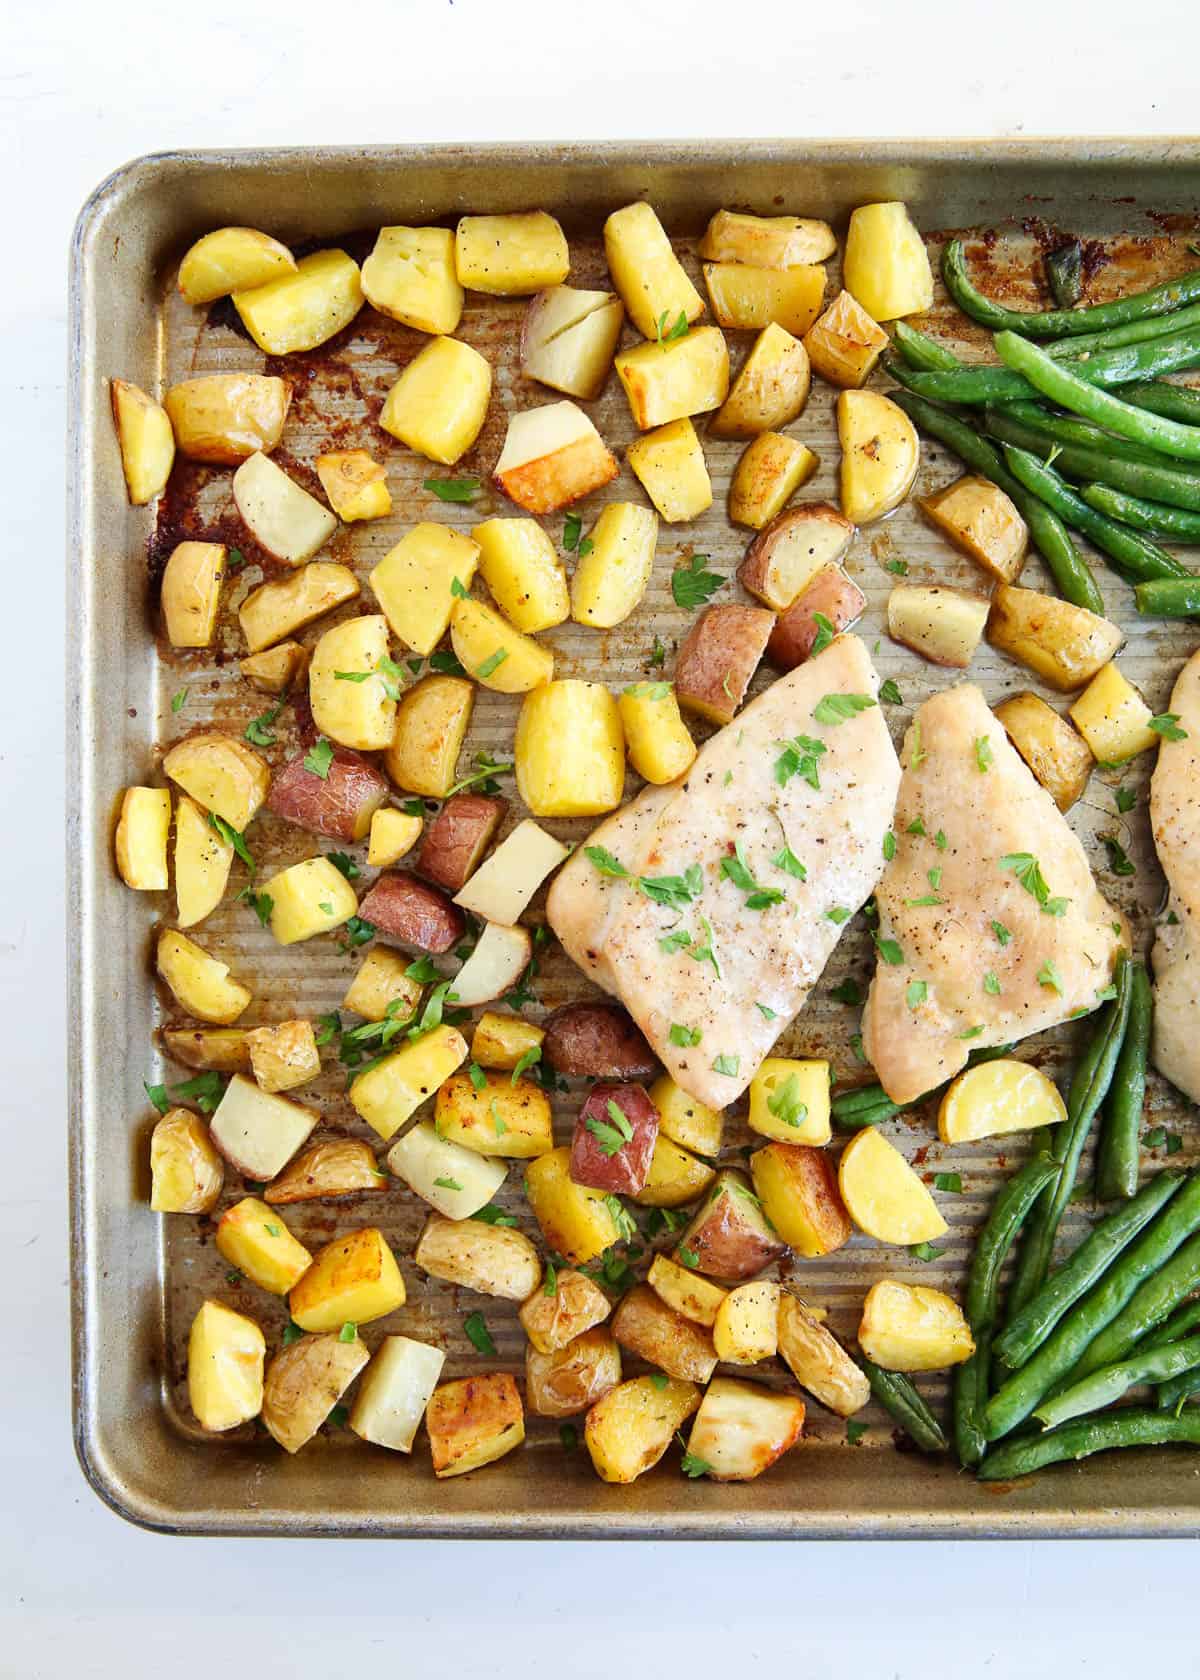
[879, 678, 904, 705]
[463, 1312, 496, 1356]
[671, 554, 724, 611]
[424, 476, 479, 502]
[303, 737, 335, 779]
[813, 692, 877, 726]
[1149, 713, 1188, 741]
[669, 1022, 702, 1048]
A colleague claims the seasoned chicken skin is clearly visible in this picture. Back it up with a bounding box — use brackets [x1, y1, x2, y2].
[1150, 648, 1200, 1103]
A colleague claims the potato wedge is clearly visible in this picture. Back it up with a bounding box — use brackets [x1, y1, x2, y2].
[684, 1376, 805, 1481]
[524, 1146, 619, 1266]
[386, 1119, 507, 1219]
[161, 541, 224, 648]
[710, 322, 811, 439]
[626, 417, 712, 523]
[1069, 661, 1159, 762]
[262, 1330, 369, 1454]
[995, 692, 1095, 812]
[837, 388, 920, 524]
[262, 856, 358, 945]
[704, 264, 825, 337]
[569, 1081, 659, 1196]
[455, 211, 569, 294]
[618, 683, 697, 785]
[150, 1107, 224, 1213]
[361, 225, 463, 335]
[434, 1065, 552, 1158]
[216, 1196, 312, 1295]
[646, 1254, 727, 1328]
[265, 1138, 386, 1205]
[803, 289, 888, 389]
[209, 1073, 317, 1180]
[739, 503, 854, 612]
[837, 1127, 948, 1245]
[777, 1292, 870, 1417]
[676, 1169, 785, 1280]
[233, 452, 337, 567]
[728, 432, 819, 530]
[713, 1279, 780, 1365]
[767, 564, 867, 670]
[114, 786, 170, 892]
[615, 327, 730, 430]
[239, 561, 360, 654]
[342, 946, 424, 1024]
[542, 1001, 656, 1080]
[570, 502, 658, 629]
[750, 1142, 851, 1258]
[245, 1019, 320, 1094]
[385, 673, 474, 798]
[368, 807, 424, 869]
[526, 1328, 622, 1419]
[584, 1374, 700, 1484]
[471, 1011, 545, 1072]
[161, 1026, 250, 1074]
[634, 1134, 717, 1209]
[380, 336, 492, 465]
[417, 793, 506, 893]
[427, 1373, 524, 1477]
[187, 1299, 264, 1432]
[110, 378, 174, 504]
[173, 793, 233, 928]
[370, 523, 481, 658]
[473, 517, 569, 633]
[858, 1279, 974, 1371]
[698, 210, 836, 269]
[267, 744, 388, 843]
[307, 614, 397, 750]
[648, 1075, 722, 1158]
[355, 871, 463, 954]
[987, 584, 1124, 692]
[611, 1285, 718, 1384]
[843, 202, 933, 321]
[493, 401, 617, 515]
[349, 1335, 446, 1452]
[938, 1056, 1067, 1144]
[888, 584, 990, 669]
[157, 929, 252, 1025]
[289, 1227, 406, 1332]
[240, 641, 309, 696]
[521, 285, 624, 400]
[920, 474, 1029, 584]
[164, 374, 290, 466]
[233, 248, 364, 353]
[603, 202, 704, 341]
[162, 731, 270, 832]
[674, 603, 773, 726]
[515, 681, 625, 817]
[415, 1211, 541, 1300]
[519, 1269, 612, 1354]
[450, 595, 554, 691]
[351, 1026, 469, 1142]
[314, 450, 391, 523]
[178, 226, 295, 305]
[747, 1058, 831, 1146]
[453, 818, 570, 925]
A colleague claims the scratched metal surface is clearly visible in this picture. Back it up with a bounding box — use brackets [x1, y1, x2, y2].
[69, 142, 1200, 1537]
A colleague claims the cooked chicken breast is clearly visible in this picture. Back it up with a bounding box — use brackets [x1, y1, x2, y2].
[1150, 648, 1200, 1103]
[862, 683, 1126, 1104]
[548, 636, 901, 1109]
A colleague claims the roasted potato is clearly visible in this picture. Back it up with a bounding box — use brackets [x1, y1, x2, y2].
[351, 1026, 469, 1142]
[233, 451, 337, 567]
[455, 210, 569, 294]
[803, 289, 889, 388]
[938, 1057, 1067, 1144]
[634, 1135, 717, 1209]
[262, 1330, 369, 1454]
[371, 523, 481, 657]
[471, 1011, 546, 1072]
[843, 201, 933, 321]
[646, 1254, 727, 1328]
[776, 1291, 870, 1417]
[920, 474, 1029, 584]
[110, 378, 174, 504]
[684, 1377, 805, 1482]
[543, 1001, 656, 1079]
[767, 564, 867, 670]
[265, 1138, 386, 1205]
[603, 202, 705, 341]
[262, 855, 358, 945]
[524, 1147, 620, 1266]
[308, 615, 397, 750]
[987, 584, 1124, 692]
[149, 1107, 224, 1214]
[209, 1073, 318, 1181]
[710, 322, 811, 438]
[161, 1026, 251, 1074]
[161, 541, 224, 648]
[239, 561, 360, 654]
[233, 248, 363, 352]
[267, 744, 389, 843]
[361, 225, 463, 335]
[493, 401, 618, 514]
[216, 1196, 312, 1295]
[342, 946, 423, 1024]
[703, 264, 826, 336]
[648, 1074, 722, 1158]
[379, 336, 492, 465]
[837, 1127, 948, 1246]
[519, 1268, 612, 1354]
[712, 1279, 780, 1364]
[515, 681, 625, 817]
[245, 1019, 320, 1094]
[164, 374, 290, 465]
[114, 786, 170, 891]
[888, 584, 990, 669]
[614, 327, 730, 430]
[453, 818, 570, 924]
[699, 210, 836, 269]
[728, 432, 819, 530]
[569, 1081, 659, 1195]
[386, 1120, 507, 1219]
[611, 1284, 718, 1384]
[368, 807, 424, 869]
[473, 517, 570, 633]
[626, 417, 713, 523]
[314, 449, 391, 522]
[674, 603, 774, 725]
[618, 683, 697, 785]
[240, 641, 309, 695]
[449, 922, 532, 1007]
[450, 595, 555, 691]
[995, 692, 1095, 811]
[584, 1374, 701, 1484]
[162, 731, 270, 832]
[187, 1299, 265, 1433]
[837, 388, 920, 524]
[1069, 661, 1160, 762]
[356, 871, 464, 954]
[526, 1328, 622, 1419]
[521, 285, 625, 400]
[858, 1279, 974, 1372]
[739, 503, 854, 612]
[434, 1067, 553, 1158]
[676, 1169, 786, 1280]
[156, 929, 252, 1025]
[385, 673, 475, 799]
[174, 794, 233, 927]
[747, 1058, 831, 1146]
[178, 226, 295, 304]
[417, 793, 507, 892]
[570, 502, 658, 629]
[288, 1227, 407, 1332]
[414, 1212, 542, 1300]
[349, 1334, 446, 1452]
[750, 1142, 851, 1258]
[427, 1373, 524, 1477]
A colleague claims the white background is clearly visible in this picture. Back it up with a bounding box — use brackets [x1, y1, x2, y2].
[4, 1, 1198, 1672]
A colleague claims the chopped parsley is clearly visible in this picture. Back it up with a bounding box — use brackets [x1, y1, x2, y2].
[934, 1173, 963, 1193]
[170, 686, 188, 713]
[472, 1204, 518, 1228]
[656, 308, 690, 343]
[325, 851, 360, 882]
[649, 636, 667, 669]
[934, 829, 947, 851]
[847, 1420, 868, 1445]
[983, 971, 1001, 995]
[424, 476, 479, 502]
[303, 737, 335, 779]
[669, 1022, 702, 1048]
[282, 1322, 304, 1346]
[712, 1053, 740, 1077]
[810, 613, 836, 657]
[999, 852, 1068, 916]
[433, 1176, 463, 1191]
[774, 733, 827, 790]
[625, 681, 671, 701]
[559, 1422, 578, 1451]
[910, 1242, 944, 1262]
[245, 700, 285, 747]
[429, 649, 466, 677]
[475, 648, 509, 680]
[338, 915, 375, 951]
[1148, 713, 1188, 741]
[1100, 834, 1136, 877]
[885, 557, 909, 576]
[463, 1312, 496, 1356]
[910, 722, 927, 770]
[879, 678, 904, 705]
[678, 1434, 712, 1477]
[906, 817, 926, 837]
[338, 1322, 358, 1343]
[831, 978, 863, 1006]
[1115, 785, 1137, 814]
[240, 887, 274, 928]
[586, 1100, 635, 1157]
[975, 735, 993, 773]
[444, 752, 514, 799]
[677, 1244, 700, 1270]
[1038, 960, 1064, 994]
[756, 1001, 778, 1020]
[813, 692, 877, 726]
[208, 813, 255, 874]
[875, 937, 905, 966]
[511, 1046, 541, 1083]
[883, 830, 896, 861]
[992, 920, 1012, 947]
[906, 980, 928, 1008]
[450, 576, 469, 598]
[825, 906, 851, 924]
[721, 838, 786, 908]
[671, 553, 724, 610]
[766, 1074, 808, 1129]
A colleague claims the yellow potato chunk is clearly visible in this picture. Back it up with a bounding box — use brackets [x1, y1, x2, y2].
[471, 1011, 545, 1071]
[938, 1057, 1067, 1144]
[685, 1376, 806, 1482]
[385, 673, 475, 798]
[434, 1069, 553, 1158]
[450, 595, 554, 692]
[262, 1331, 370, 1454]
[888, 584, 990, 670]
[747, 1058, 831, 1145]
[164, 374, 291, 466]
[349, 1334, 446, 1453]
[162, 731, 270, 831]
[308, 614, 397, 750]
[289, 1227, 406, 1332]
[803, 289, 889, 388]
[837, 388, 919, 524]
[729, 432, 819, 529]
[370, 522, 481, 657]
[361, 225, 463, 335]
[314, 450, 391, 522]
[776, 1291, 870, 1417]
[703, 263, 826, 335]
[233, 249, 364, 354]
[837, 1127, 948, 1245]
[519, 1269, 612, 1354]
[415, 1212, 542, 1300]
[111, 379, 174, 505]
[173, 793, 233, 927]
[524, 1146, 619, 1265]
[161, 1027, 250, 1074]
[988, 585, 1124, 693]
[178, 226, 296, 305]
[262, 856, 358, 946]
[208, 1074, 317, 1180]
[858, 1279, 975, 1372]
[427, 1372, 524, 1477]
[379, 336, 492, 465]
[239, 562, 360, 655]
[1069, 661, 1159, 763]
[995, 692, 1095, 812]
[342, 946, 424, 1024]
[843, 201, 933, 321]
[114, 786, 170, 891]
[386, 1120, 506, 1220]
[455, 211, 569, 295]
[367, 808, 423, 869]
[515, 680, 625, 817]
[571, 503, 658, 629]
[216, 1196, 312, 1295]
[618, 683, 696, 785]
[615, 326, 730, 430]
[632, 1135, 716, 1209]
[149, 1107, 224, 1213]
[698, 210, 836, 269]
[241, 642, 309, 695]
[473, 517, 569, 633]
[603, 202, 704, 341]
[646, 1254, 727, 1328]
[349, 1024, 469, 1141]
[920, 474, 1029, 584]
[626, 418, 713, 523]
[584, 1374, 701, 1484]
[161, 541, 224, 648]
[648, 1074, 722, 1157]
[245, 1020, 321, 1094]
[264, 1138, 385, 1205]
[156, 929, 252, 1024]
[187, 1299, 265, 1432]
[713, 1280, 780, 1365]
[526, 1327, 621, 1420]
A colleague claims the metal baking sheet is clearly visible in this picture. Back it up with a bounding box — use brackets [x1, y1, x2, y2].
[68, 140, 1200, 1538]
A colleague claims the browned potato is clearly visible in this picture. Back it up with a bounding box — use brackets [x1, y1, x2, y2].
[415, 793, 507, 893]
[267, 745, 389, 844]
[238, 562, 360, 654]
[584, 1375, 700, 1484]
[162, 731, 270, 833]
[161, 541, 224, 648]
[994, 692, 1095, 812]
[767, 564, 867, 670]
[888, 584, 990, 669]
[987, 584, 1124, 692]
[698, 210, 836, 269]
[240, 642, 310, 696]
[610, 1284, 719, 1384]
[675, 1170, 786, 1281]
[728, 432, 820, 530]
[525, 1327, 622, 1418]
[776, 1291, 870, 1416]
[262, 1331, 370, 1454]
[802, 290, 888, 389]
[674, 603, 774, 725]
[709, 323, 811, 439]
[518, 1269, 612, 1354]
[265, 1138, 386, 1204]
[161, 1026, 251, 1073]
[164, 374, 291, 465]
[356, 872, 465, 955]
[150, 1108, 224, 1213]
[414, 1212, 542, 1300]
[738, 504, 855, 612]
[542, 1002, 656, 1080]
[245, 1020, 320, 1093]
[685, 1376, 806, 1481]
[921, 474, 1029, 584]
[384, 674, 474, 800]
[750, 1142, 852, 1258]
[427, 1373, 525, 1477]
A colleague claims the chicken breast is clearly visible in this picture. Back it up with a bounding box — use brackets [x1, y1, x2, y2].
[862, 683, 1126, 1104]
[548, 636, 901, 1108]
[1150, 649, 1200, 1102]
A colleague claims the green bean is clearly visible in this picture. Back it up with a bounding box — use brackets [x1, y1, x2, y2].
[885, 328, 1200, 408]
[977, 1407, 1200, 1480]
[1047, 302, 1200, 360]
[1134, 578, 1200, 617]
[993, 1170, 1184, 1370]
[1045, 241, 1083, 310]
[1122, 378, 1200, 424]
[830, 1043, 1017, 1132]
[990, 400, 1167, 468]
[884, 357, 1036, 405]
[942, 239, 1200, 338]
[984, 406, 1200, 511]
[1156, 1370, 1200, 1412]
[1003, 955, 1133, 1321]
[1081, 483, 1200, 543]
[886, 390, 1102, 613]
[860, 1358, 947, 1453]
[1056, 1228, 1200, 1387]
[1142, 1301, 1200, 1412]
[995, 330, 1200, 461]
[1001, 446, 1192, 586]
[954, 1155, 1059, 1466]
[1096, 964, 1153, 1202]
[1034, 1334, 1200, 1430]
[891, 320, 962, 372]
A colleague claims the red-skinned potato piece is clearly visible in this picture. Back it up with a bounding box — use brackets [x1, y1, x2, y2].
[675, 1169, 786, 1281]
[356, 872, 464, 954]
[416, 794, 508, 893]
[267, 746, 389, 843]
[569, 1081, 659, 1195]
[749, 1141, 852, 1258]
[674, 604, 774, 726]
[738, 504, 854, 612]
[767, 564, 867, 670]
[543, 1002, 657, 1080]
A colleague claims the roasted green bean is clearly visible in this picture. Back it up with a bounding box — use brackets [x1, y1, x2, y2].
[1096, 963, 1153, 1201]
[831, 1044, 1016, 1133]
[977, 1408, 1200, 1480]
[1057, 1229, 1200, 1387]
[942, 239, 1200, 338]
[860, 1359, 947, 1453]
[984, 406, 1200, 511]
[1081, 483, 1200, 543]
[1122, 378, 1200, 425]
[1134, 578, 1200, 616]
[1046, 303, 1200, 359]
[891, 320, 962, 372]
[1034, 1334, 1200, 1430]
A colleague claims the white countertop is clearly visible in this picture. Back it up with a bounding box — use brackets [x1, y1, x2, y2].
[4, 0, 1198, 1670]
